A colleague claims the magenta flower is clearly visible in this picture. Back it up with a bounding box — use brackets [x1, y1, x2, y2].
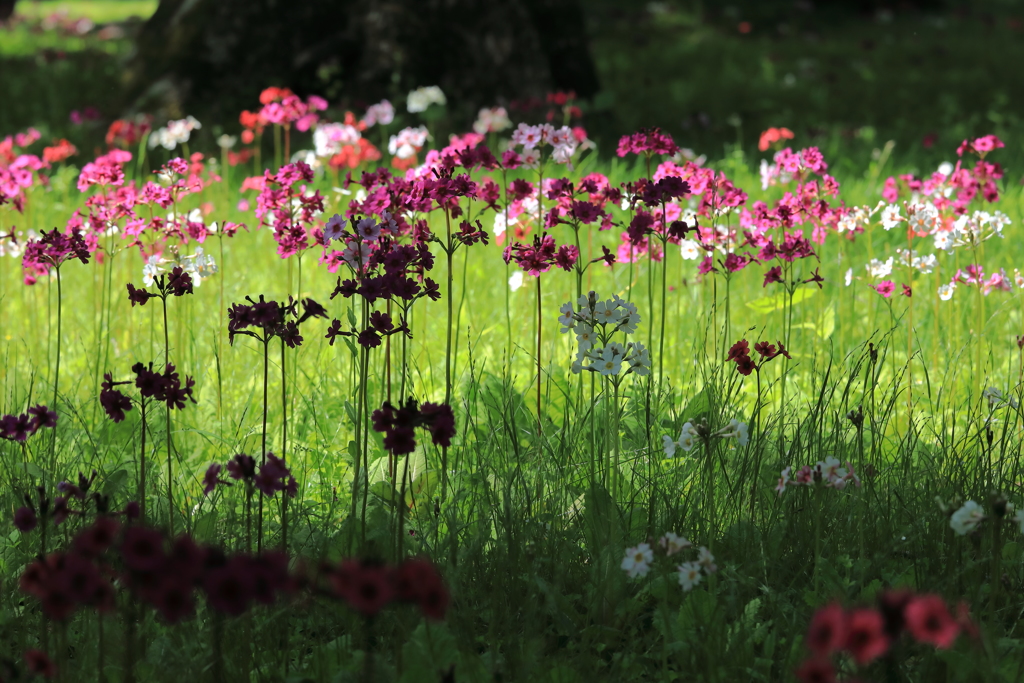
[875, 280, 895, 298]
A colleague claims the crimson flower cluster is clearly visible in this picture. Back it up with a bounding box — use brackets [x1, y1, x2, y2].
[727, 339, 790, 376]
[20, 228, 90, 284]
[18, 518, 449, 624]
[204, 452, 297, 498]
[227, 295, 327, 346]
[616, 127, 679, 157]
[0, 404, 56, 442]
[503, 233, 581, 276]
[126, 266, 193, 306]
[100, 362, 196, 422]
[371, 398, 456, 455]
[797, 591, 973, 682]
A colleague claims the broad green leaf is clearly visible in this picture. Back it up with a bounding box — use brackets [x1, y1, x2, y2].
[745, 287, 817, 315]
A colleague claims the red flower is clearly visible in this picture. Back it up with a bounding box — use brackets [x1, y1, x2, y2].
[24, 649, 56, 678]
[727, 339, 750, 362]
[203, 558, 254, 617]
[73, 517, 121, 557]
[121, 527, 166, 573]
[735, 355, 757, 376]
[844, 608, 890, 664]
[346, 563, 396, 617]
[806, 603, 846, 656]
[795, 658, 834, 683]
[905, 594, 960, 649]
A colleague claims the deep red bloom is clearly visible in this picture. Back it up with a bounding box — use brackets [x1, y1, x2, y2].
[152, 578, 196, 624]
[807, 603, 846, 656]
[735, 355, 757, 376]
[203, 558, 254, 616]
[905, 594, 960, 649]
[795, 658, 834, 683]
[346, 563, 396, 617]
[73, 517, 121, 557]
[845, 608, 890, 664]
[727, 339, 750, 362]
[24, 649, 56, 678]
[763, 266, 783, 287]
[121, 527, 166, 573]
[14, 506, 37, 532]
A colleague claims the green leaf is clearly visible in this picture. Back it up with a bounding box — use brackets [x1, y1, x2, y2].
[193, 511, 218, 542]
[745, 287, 817, 315]
[102, 469, 129, 496]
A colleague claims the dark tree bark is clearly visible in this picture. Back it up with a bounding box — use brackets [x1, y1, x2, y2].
[124, 0, 599, 121]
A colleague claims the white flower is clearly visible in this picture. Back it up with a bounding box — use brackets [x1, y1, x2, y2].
[621, 543, 654, 578]
[680, 239, 701, 260]
[149, 116, 201, 150]
[558, 302, 576, 332]
[508, 270, 524, 292]
[697, 546, 717, 574]
[217, 134, 237, 149]
[493, 212, 507, 238]
[677, 562, 702, 591]
[595, 346, 623, 376]
[520, 148, 541, 169]
[933, 231, 953, 252]
[881, 204, 902, 230]
[660, 532, 692, 556]
[406, 86, 446, 113]
[626, 342, 651, 376]
[938, 282, 955, 301]
[950, 500, 985, 536]
[314, 123, 361, 157]
[574, 325, 595, 352]
[324, 213, 346, 242]
[775, 466, 792, 495]
[388, 126, 429, 159]
[512, 123, 543, 150]
[472, 106, 512, 134]
[844, 268, 853, 287]
[662, 434, 678, 458]
[594, 299, 622, 326]
[1013, 508, 1024, 535]
[719, 418, 749, 447]
[937, 161, 954, 177]
[866, 257, 893, 279]
[142, 255, 163, 287]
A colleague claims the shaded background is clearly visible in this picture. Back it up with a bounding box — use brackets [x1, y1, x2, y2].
[1, 0, 1022, 169]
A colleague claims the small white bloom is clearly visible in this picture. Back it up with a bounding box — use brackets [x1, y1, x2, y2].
[697, 546, 717, 574]
[881, 204, 902, 230]
[575, 325, 596, 352]
[844, 268, 853, 287]
[406, 86, 446, 113]
[662, 434, 677, 458]
[621, 543, 654, 578]
[660, 532, 692, 556]
[677, 562, 702, 591]
[558, 302, 576, 332]
[680, 239, 701, 260]
[938, 282, 955, 301]
[1013, 508, 1024, 535]
[950, 500, 985, 536]
[508, 270, 524, 292]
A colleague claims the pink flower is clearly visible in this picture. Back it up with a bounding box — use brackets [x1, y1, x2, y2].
[875, 280, 895, 298]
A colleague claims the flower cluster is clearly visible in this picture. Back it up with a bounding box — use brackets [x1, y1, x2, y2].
[18, 518, 449, 624]
[254, 161, 324, 258]
[148, 116, 202, 151]
[204, 452, 297, 498]
[775, 457, 861, 495]
[20, 228, 90, 283]
[100, 362, 197, 422]
[616, 127, 679, 158]
[0, 404, 57, 442]
[758, 126, 794, 152]
[621, 532, 718, 592]
[797, 591, 973, 682]
[727, 338, 790, 376]
[371, 398, 456, 455]
[227, 295, 327, 346]
[126, 264, 194, 307]
[944, 495, 1024, 536]
[558, 291, 650, 376]
[662, 418, 749, 457]
[472, 106, 512, 134]
[258, 87, 327, 131]
[510, 122, 580, 166]
[407, 86, 446, 114]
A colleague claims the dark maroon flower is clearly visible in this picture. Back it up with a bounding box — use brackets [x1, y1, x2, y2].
[763, 266, 784, 287]
[51, 497, 70, 526]
[24, 649, 56, 679]
[166, 266, 193, 296]
[346, 563, 396, 617]
[121, 527, 166, 573]
[100, 388, 132, 422]
[28, 404, 57, 430]
[14, 506, 37, 532]
[152, 577, 196, 624]
[73, 517, 120, 557]
[727, 339, 750, 362]
[358, 328, 382, 349]
[278, 321, 303, 348]
[383, 427, 416, 455]
[126, 282, 155, 307]
[124, 501, 141, 520]
[203, 557, 254, 616]
[227, 454, 256, 481]
[420, 402, 456, 448]
[203, 463, 228, 495]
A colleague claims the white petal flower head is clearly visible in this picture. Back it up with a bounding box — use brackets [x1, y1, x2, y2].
[1013, 508, 1024, 535]
[574, 324, 595, 352]
[621, 543, 654, 579]
[678, 432, 696, 452]
[866, 257, 893, 279]
[558, 302, 576, 333]
[938, 282, 955, 301]
[508, 270, 524, 292]
[734, 420, 749, 447]
[844, 268, 853, 287]
[662, 434, 677, 459]
[597, 346, 623, 376]
[950, 500, 985, 536]
[677, 562, 703, 591]
[881, 204, 902, 231]
[660, 532, 692, 556]
[142, 255, 163, 287]
[680, 239, 701, 260]
[406, 86, 446, 113]
[933, 230, 953, 252]
[593, 299, 621, 326]
[697, 546, 717, 574]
